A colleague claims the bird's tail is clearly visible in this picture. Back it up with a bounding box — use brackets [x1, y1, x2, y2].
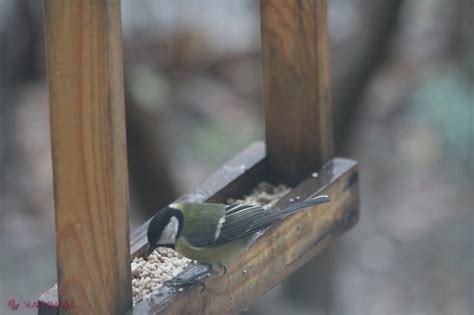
[280, 195, 331, 216]
[247, 195, 331, 233]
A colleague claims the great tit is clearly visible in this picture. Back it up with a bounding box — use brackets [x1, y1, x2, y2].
[145, 195, 331, 268]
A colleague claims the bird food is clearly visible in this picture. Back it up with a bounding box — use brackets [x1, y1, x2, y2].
[131, 247, 191, 303]
[131, 182, 290, 304]
[227, 182, 291, 210]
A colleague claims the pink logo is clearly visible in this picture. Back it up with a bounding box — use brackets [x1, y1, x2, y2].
[7, 298, 20, 310]
[5, 297, 76, 310]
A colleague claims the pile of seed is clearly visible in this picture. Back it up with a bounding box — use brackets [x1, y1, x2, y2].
[227, 182, 291, 209]
[131, 182, 290, 304]
[131, 247, 191, 303]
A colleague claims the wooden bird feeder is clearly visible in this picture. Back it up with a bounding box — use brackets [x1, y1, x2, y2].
[38, 0, 359, 314]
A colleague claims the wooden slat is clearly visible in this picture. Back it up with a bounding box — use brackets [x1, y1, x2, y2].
[261, 0, 333, 183]
[42, 0, 131, 314]
[131, 157, 358, 314]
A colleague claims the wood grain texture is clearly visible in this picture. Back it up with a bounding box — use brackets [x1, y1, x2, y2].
[43, 0, 131, 314]
[131, 157, 358, 314]
[261, 0, 334, 183]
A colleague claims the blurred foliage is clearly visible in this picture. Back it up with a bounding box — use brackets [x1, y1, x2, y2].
[194, 120, 256, 164]
[408, 64, 474, 174]
[129, 65, 170, 112]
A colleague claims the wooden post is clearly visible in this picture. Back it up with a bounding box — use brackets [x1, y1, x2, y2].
[261, 0, 333, 183]
[44, 0, 131, 314]
[261, 0, 335, 310]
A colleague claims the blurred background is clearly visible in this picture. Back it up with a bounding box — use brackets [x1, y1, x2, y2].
[1, 0, 473, 314]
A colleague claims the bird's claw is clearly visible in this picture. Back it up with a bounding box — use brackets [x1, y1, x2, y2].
[162, 262, 227, 293]
[163, 264, 211, 293]
[218, 263, 227, 275]
[197, 281, 206, 293]
[164, 278, 206, 292]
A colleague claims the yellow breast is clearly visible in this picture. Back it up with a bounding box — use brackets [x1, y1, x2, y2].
[175, 236, 254, 265]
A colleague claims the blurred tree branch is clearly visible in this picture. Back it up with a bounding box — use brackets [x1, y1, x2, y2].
[332, 0, 404, 152]
[0, 0, 44, 214]
[125, 87, 178, 220]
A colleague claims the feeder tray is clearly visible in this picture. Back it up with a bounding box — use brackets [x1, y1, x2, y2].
[39, 143, 358, 314]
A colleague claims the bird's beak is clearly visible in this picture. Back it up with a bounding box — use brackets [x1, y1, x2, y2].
[144, 244, 156, 259]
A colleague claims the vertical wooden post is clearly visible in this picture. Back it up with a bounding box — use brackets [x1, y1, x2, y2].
[44, 0, 131, 314]
[261, 0, 333, 183]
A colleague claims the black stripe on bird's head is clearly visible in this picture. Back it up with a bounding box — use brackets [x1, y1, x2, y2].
[145, 204, 184, 258]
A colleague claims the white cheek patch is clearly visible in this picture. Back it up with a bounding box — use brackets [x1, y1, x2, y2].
[158, 216, 179, 245]
[214, 215, 226, 240]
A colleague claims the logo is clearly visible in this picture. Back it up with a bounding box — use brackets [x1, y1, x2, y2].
[7, 298, 20, 311]
[5, 297, 76, 310]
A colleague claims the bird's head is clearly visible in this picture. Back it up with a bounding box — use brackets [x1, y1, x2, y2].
[145, 204, 184, 258]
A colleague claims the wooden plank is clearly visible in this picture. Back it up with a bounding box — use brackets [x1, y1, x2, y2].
[131, 157, 358, 314]
[42, 0, 131, 314]
[261, 0, 334, 183]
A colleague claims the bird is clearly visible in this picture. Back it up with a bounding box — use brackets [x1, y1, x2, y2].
[145, 195, 331, 287]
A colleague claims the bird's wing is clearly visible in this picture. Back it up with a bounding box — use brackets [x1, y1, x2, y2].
[203, 203, 276, 247]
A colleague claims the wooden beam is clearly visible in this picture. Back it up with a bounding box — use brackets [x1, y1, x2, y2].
[42, 0, 131, 314]
[130, 157, 358, 314]
[261, 0, 333, 183]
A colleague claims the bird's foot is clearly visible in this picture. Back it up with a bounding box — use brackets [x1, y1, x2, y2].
[217, 263, 227, 275]
[164, 277, 206, 293]
[163, 263, 212, 293]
